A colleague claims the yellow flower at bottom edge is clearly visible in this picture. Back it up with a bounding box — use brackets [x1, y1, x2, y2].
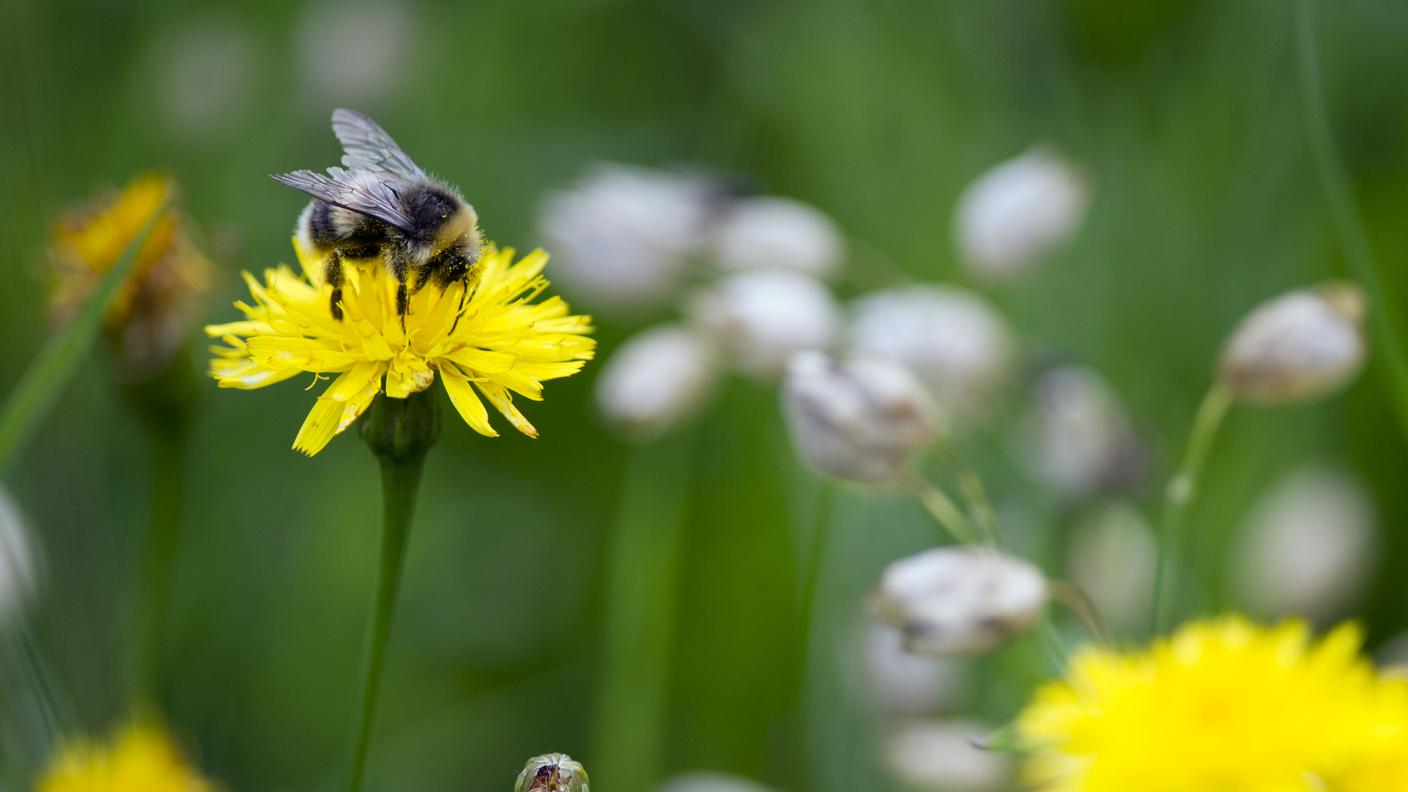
[36, 722, 217, 792]
[1017, 617, 1408, 792]
[206, 240, 595, 455]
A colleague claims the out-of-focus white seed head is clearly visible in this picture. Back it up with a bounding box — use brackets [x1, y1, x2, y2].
[657, 774, 777, 792]
[298, 0, 414, 104]
[1233, 466, 1377, 624]
[883, 720, 1009, 792]
[709, 197, 844, 279]
[1065, 501, 1156, 635]
[688, 270, 841, 379]
[540, 164, 718, 315]
[1021, 366, 1142, 500]
[1218, 283, 1367, 406]
[149, 16, 257, 140]
[782, 351, 938, 484]
[0, 490, 38, 631]
[871, 548, 1047, 656]
[954, 147, 1090, 282]
[848, 286, 1015, 420]
[861, 623, 967, 717]
[595, 324, 720, 439]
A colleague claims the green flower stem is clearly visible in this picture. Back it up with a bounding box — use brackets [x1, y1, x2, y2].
[592, 431, 696, 792]
[0, 203, 166, 477]
[126, 349, 202, 698]
[1150, 381, 1233, 635]
[134, 419, 188, 696]
[1296, 0, 1408, 440]
[348, 390, 439, 792]
[899, 470, 978, 545]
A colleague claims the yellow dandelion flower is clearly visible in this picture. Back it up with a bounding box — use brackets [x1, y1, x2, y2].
[1017, 617, 1408, 792]
[206, 240, 595, 455]
[36, 722, 217, 792]
[50, 174, 212, 377]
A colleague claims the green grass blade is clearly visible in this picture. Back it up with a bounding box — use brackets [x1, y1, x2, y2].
[1295, 0, 1408, 438]
[591, 431, 696, 792]
[0, 203, 167, 476]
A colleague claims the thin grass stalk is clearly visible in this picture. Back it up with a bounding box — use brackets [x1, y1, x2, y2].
[1295, 0, 1408, 438]
[0, 204, 167, 476]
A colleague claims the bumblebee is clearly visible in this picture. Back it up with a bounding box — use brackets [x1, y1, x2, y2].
[273, 108, 482, 320]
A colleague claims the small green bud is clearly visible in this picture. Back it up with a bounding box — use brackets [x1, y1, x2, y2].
[515, 753, 589, 792]
[359, 388, 441, 463]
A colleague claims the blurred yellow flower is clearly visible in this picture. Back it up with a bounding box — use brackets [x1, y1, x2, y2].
[36, 722, 217, 792]
[1018, 617, 1408, 792]
[50, 174, 212, 377]
[206, 241, 595, 455]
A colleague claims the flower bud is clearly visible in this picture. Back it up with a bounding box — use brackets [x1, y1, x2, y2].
[516, 753, 589, 792]
[1218, 283, 1366, 406]
[1233, 466, 1377, 624]
[848, 287, 1014, 420]
[782, 351, 937, 483]
[862, 623, 967, 717]
[954, 148, 1089, 282]
[658, 774, 776, 792]
[709, 196, 843, 279]
[49, 174, 212, 380]
[883, 720, 1009, 792]
[0, 489, 39, 632]
[872, 548, 1047, 655]
[1021, 366, 1144, 500]
[1066, 501, 1155, 634]
[595, 324, 720, 438]
[688, 270, 841, 378]
[539, 164, 717, 314]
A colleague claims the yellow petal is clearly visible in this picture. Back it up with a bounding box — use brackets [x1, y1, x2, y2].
[292, 362, 383, 455]
[440, 363, 498, 437]
[476, 380, 537, 438]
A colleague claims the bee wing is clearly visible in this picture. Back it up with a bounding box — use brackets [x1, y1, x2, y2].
[331, 108, 428, 180]
[271, 168, 416, 232]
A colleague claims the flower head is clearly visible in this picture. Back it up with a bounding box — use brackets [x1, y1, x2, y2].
[37, 722, 218, 792]
[883, 719, 1009, 792]
[872, 547, 1048, 656]
[50, 174, 212, 378]
[539, 163, 719, 314]
[954, 147, 1090, 282]
[1219, 282, 1366, 406]
[782, 350, 938, 484]
[708, 196, 843, 279]
[516, 753, 589, 792]
[595, 324, 720, 439]
[688, 269, 841, 378]
[1234, 466, 1377, 624]
[1018, 617, 1408, 791]
[848, 286, 1014, 420]
[206, 241, 594, 455]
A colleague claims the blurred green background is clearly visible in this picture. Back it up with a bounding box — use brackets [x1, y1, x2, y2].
[2, 0, 1407, 790]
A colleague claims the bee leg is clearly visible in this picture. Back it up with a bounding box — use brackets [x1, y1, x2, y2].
[325, 251, 345, 321]
[446, 263, 478, 335]
[412, 264, 436, 294]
